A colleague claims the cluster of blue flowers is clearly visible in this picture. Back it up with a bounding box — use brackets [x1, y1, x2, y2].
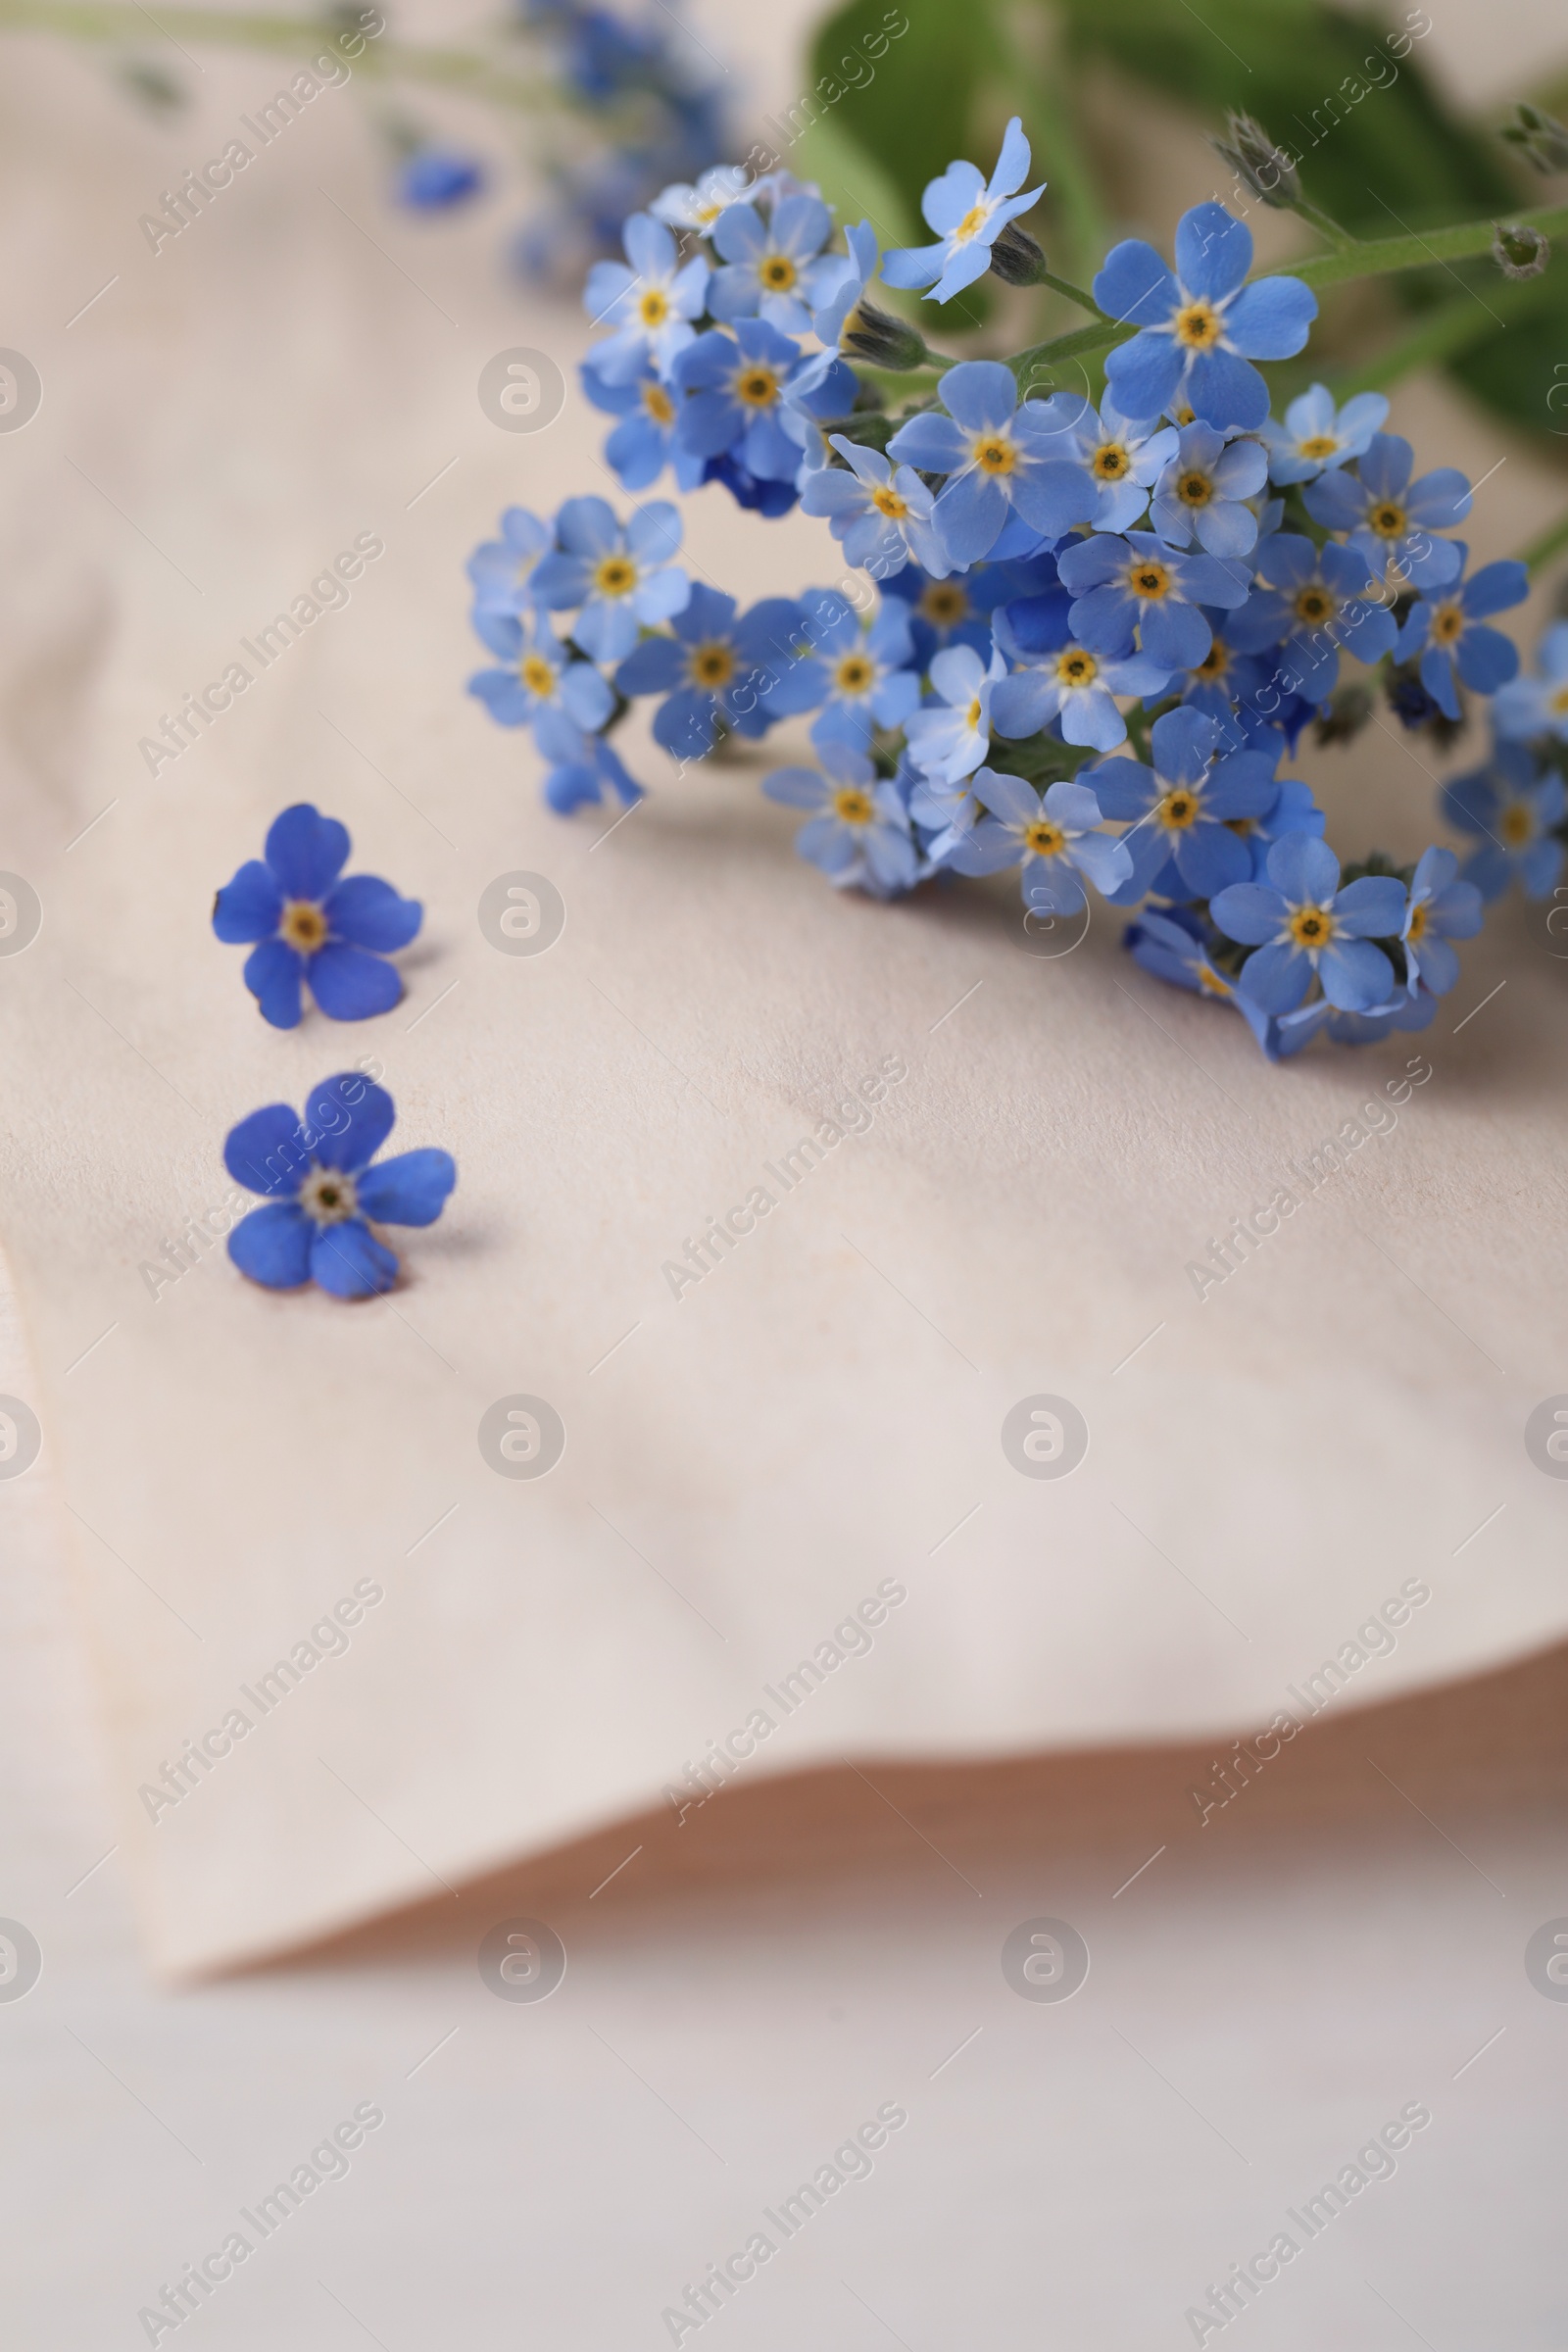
[465, 121, 1562, 1060]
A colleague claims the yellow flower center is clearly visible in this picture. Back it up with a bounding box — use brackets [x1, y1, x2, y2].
[1298, 433, 1339, 460]
[870, 485, 908, 519]
[1177, 471, 1213, 508]
[638, 287, 669, 327]
[1289, 904, 1335, 949]
[1551, 685, 1568, 716]
[1368, 501, 1407, 540]
[279, 901, 328, 952]
[520, 654, 557, 696]
[1406, 902, 1428, 942]
[1056, 649, 1098, 687]
[299, 1166, 358, 1226]
[1225, 815, 1253, 837]
[921, 583, 967, 625]
[642, 381, 675, 424]
[1159, 789, 1200, 830]
[1294, 586, 1335, 625]
[736, 366, 779, 409]
[1129, 560, 1171, 601]
[835, 654, 875, 693]
[1170, 402, 1196, 426]
[973, 435, 1017, 476]
[1092, 443, 1129, 479]
[1022, 818, 1065, 857]
[688, 642, 736, 688]
[964, 696, 984, 729]
[833, 786, 874, 825]
[1430, 603, 1464, 645]
[954, 201, 991, 244]
[1172, 299, 1222, 350]
[1500, 803, 1534, 845]
[594, 555, 638, 597]
[1198, 643, 1230, 680]
[1197, 962, 1233, 998]
[759, 254, 797, 290]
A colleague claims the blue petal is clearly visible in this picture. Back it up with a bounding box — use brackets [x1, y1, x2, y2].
[310, 1218, 400, 1299]
[1094, 240, 1178, 328]
[1184, 348, 1269, 431]
[1209, 882, 1283, 946]
[228, 1202, 313, 1289]
[1462, 559, 1529, 620]
[1139, 599, 1211, 672]
[323, 874, 422, 952]
[1174, 822, 1250, 896]
[1266, 831, 1339, 902]
[1333, 875, 1406, 938]
[1174, 203, 1252, 301]
[308, 942, 404, 1021]
[1222, 275, 1316, 360]
[1151, 705, 1217, 787]
[1238, 940, 1311, 1012]
[938, 363, 1018, 433]
[1011, 459, 1098, 541]
[1454, 625, 1520, 696]
[243, 938, 305, 1029]
[307, 1075, 396, 1171]
[1103, 332, 1185, 423]
[265, 805, 351, 899]
[214, 859, 282, 943]
[1317, 937, 1395, 1009]
[614, 636, 686, 696]
[356, 1148, 456, 1228]
[933, 469, 1009, 566]
[224, 1102, 308, 1197]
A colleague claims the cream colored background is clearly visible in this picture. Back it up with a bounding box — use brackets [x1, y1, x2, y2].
[1, 0, 1566, 2341]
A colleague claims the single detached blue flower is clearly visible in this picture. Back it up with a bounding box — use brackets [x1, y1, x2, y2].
[946, 771, 1133, 911]
[1230, 534, 1398, 702]
[1057, 529, 1250, 672]
[581, 366, 707, 494]
[990, 614, 1170, 753]
[583, 211, 710, 385]
[1399, 847, 1482, 997]
[674, 319, 806, 484]
[803, 591, 921, 755]
[801, 436, 947, 580]
[1150, 419, 1269, 557]
[397, 150, 485, 210]
[1303, 433, 1469, 589]
[213, 806, 421, 1030]
[1024, 396, 1179, 534]
[1261, 383, 1389, 484]
[1494, 620, 1568, 744]
[882, 118, 1043, 305]
[1095, 202, 1315, 432]
[613, 585, 821, 760]
[1443, 743, 1567, 901]
[708, 192, 839, 335]
[904, 642, 1007, 784]
[763, 742, 919, 897]
[886, 363, 1097, 567]
[529, 496, 690, 662]
[467, 506, 554, 614]
[1090, 706, 1279, 901]
[467, 607, 615, 736]
[224, 1072, 455, 1299]
[1210, 833, 1407, 1012]
[1394, 548, 1528, 722]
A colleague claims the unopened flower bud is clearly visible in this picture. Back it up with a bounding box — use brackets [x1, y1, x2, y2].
[1313, 682, 1374, 748]
[1499, 103, 1568, 175]
[1492, 221, 1550, 279]
[842, 298, 930, 371]
[1208, 112, 1299, 208]
[988, 220, 1049, 287]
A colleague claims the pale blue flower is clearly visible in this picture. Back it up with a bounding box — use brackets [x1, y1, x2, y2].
[583, 211, 710, 385]
[881, 118, 1043, 305]
[1262, 383, 1389, 484]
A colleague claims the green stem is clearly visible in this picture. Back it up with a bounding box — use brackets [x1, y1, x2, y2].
[0, 0, 552, 110]
[1037, 269, 1107, 318]
[1518, 509, 1568, 574]
[1286, 202, 1568, 289]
